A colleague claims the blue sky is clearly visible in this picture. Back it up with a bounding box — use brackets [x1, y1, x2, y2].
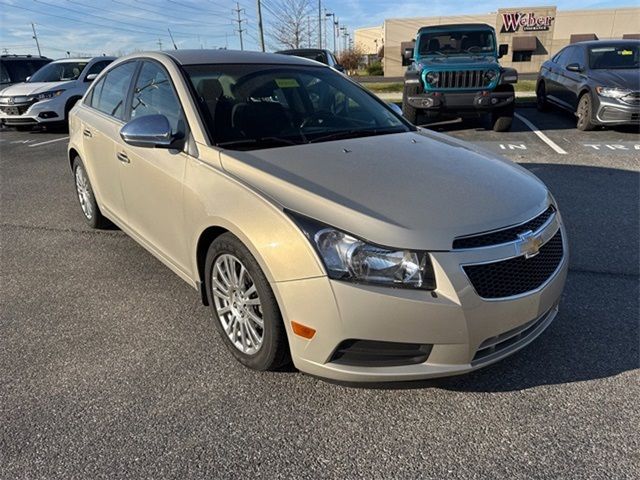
[0, 0, 637, 57]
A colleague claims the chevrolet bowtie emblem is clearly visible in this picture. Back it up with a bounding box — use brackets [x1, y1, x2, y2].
[517, 230, 544, 259]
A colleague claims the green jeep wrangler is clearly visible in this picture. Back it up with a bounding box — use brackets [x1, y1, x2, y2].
[401, 24, 518, 131]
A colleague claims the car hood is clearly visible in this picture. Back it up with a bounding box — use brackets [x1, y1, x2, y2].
[220, 130, 550, 250]
[588, 69, 640, 90]
[417, 55, 498, 70]
[0, 80, 73, 97]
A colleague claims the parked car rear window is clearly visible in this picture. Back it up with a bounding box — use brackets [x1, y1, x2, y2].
[0, 59, 50, 85]
[589, 44, 639, 69]
[29, 61, 88, 82]
[90, 61, 137, 120]
[185, 64, 409, 150]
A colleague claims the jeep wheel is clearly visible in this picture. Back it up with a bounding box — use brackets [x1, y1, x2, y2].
[576, 93, 596, 131]
[491, 104, 514, 132]
[402, 83, 419, 124]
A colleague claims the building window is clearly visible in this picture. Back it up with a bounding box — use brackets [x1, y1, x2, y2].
[512, 51, 533, 62]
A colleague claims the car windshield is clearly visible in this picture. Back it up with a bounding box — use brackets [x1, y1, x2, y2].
[29, 61, 88, 82]
[418, 30, 495, 56]
[185, 64, 411, 150]
[589, 44, 640, 69]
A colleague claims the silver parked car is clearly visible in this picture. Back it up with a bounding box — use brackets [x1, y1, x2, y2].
[68, 50, 568, 382]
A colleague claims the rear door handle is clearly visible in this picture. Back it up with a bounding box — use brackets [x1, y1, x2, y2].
[83, 129, 92, 138]
[116, 152, 130, 164]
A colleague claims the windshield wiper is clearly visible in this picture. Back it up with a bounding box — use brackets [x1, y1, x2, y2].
[216, 136, 302, 149]
[306, 127, 406, 144]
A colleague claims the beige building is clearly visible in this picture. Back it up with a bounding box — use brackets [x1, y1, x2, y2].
[354, 6, 640, 77]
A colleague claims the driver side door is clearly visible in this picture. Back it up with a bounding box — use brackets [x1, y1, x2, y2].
[116, 60, 191, 275]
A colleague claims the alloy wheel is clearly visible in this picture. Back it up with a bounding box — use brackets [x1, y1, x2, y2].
[75, 165, 93, 220]
[211, 254, 264, 355]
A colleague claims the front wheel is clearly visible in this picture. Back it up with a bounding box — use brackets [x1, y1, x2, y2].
[536, 82, 550, 112]
[491, 104, 514, 132]
[576, 93, 596, 131]
[205, 233, 290, 371]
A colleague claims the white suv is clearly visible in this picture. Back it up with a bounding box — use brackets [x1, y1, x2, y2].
[0, 56, 114, 130]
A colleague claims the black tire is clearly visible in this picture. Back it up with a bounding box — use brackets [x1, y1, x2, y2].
[402, 83, 419, 124]
[72, 156, 110, 229]
[491, 103, 514, 132]
[536, 82, 550, 112]
[204, 233, 290, 371]
[576, 93, 596, 131]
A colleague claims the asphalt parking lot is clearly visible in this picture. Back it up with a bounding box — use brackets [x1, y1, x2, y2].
[1, 107, 638, 479]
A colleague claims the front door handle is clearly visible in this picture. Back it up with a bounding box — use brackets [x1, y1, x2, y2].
[116, 152, 130, 164]
[83, 129, 92, 138]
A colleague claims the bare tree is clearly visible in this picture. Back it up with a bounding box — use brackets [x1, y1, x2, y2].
[267, 0, 316, 50]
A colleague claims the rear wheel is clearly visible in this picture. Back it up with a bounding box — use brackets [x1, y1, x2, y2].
[402, 83, 419, 124]
[576, 93, 596, 131]
[72, 157, 110, 229]
[536, 82, 550, 112]
[205, 233, 290, 371]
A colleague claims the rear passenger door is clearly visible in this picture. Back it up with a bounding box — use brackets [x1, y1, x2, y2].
[79, 61, 138, 223]
[116, 60, 190, 274]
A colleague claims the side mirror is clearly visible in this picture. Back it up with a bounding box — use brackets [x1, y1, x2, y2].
[566, 63, 583, 73]
[498, 44, 509, 58]
[85, 73, 98, 82]
[25, 76, 31, 82]
[402, 47, 414, 66]
[334, 64, 345, 73]
[387, 102, 403, 116]
[120, 114, 174, 148]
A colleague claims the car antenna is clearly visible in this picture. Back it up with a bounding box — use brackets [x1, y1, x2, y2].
[168, 28, 178, 50]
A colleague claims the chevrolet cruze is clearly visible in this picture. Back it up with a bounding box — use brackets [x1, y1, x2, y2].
[68, 50, 568, 382]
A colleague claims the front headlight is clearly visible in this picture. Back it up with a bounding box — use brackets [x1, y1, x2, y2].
[36, 89, 65, 101]
[289, 213, 436, 290]
[425, 71, 439, 85]
[484, 70, 498, 83]
[596, 86, 631, 99]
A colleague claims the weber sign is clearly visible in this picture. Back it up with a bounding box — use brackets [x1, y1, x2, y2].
[501, 12, 555, 32]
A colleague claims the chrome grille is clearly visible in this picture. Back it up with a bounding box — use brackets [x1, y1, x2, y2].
[453, 206, 556, 249]
[428, 69, 494, 89]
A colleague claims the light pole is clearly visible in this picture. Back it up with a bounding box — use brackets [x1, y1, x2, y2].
[325, 12, 336, 55]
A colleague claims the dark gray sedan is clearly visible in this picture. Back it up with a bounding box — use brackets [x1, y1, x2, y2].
[536, 40, 639, 130]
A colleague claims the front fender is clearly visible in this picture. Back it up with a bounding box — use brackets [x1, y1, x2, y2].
[183, 149, 326, 285]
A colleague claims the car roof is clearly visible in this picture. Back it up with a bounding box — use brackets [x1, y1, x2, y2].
[51, 57, 116, 63]
[0, 55, 51, 61]
[572, 39, 640, 47]
[418, 23, 495, 33]
[277, 48, 327, 54]
[161, 49, 321, 67]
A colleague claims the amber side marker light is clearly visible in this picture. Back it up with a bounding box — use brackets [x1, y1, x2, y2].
[291, 321, 316, 339]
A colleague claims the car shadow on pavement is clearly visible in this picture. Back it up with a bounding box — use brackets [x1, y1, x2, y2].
[334, 164, 639, 392]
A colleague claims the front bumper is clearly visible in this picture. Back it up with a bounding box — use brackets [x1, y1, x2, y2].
[594, 96, 640, 125]
[407, 90, 514, 112]
[0, 97, 65, 125]
[274, 217, 568, 383]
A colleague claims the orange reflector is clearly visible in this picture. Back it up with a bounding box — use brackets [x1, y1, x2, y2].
[291, 321, 316, 339]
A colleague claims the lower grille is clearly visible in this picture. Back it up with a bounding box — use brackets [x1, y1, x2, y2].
[463, 231, 564, 299]
[0, 104, 31, 116]
[428, 69, 494, 89]
[472, 306, 557, 364]
[330, 339, 432, 367]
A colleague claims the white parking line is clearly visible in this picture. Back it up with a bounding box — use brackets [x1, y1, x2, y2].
[514, 112, 567, 155]
[28, 137, 69, 148]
